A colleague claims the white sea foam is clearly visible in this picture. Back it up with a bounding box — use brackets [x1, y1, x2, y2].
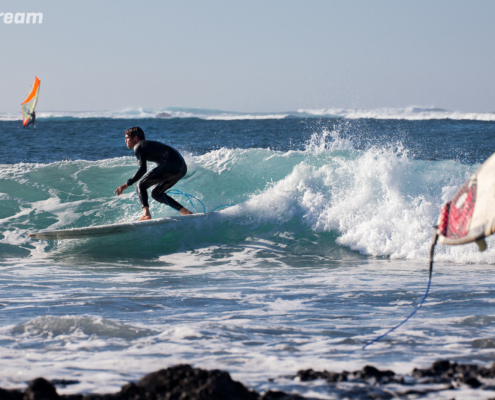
[3, 105, 495, 121]
[0, 108, 289, 121]
[0, 258, 494, 398]
[203, 114, 288, 120]
[207, 131, 495, 263]
[299, 106, 495, 121]
[12, 315, 153, 339]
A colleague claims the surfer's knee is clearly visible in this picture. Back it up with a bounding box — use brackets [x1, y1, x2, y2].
[136, 180, 147, 195]
[150, 187, 163, 202]
[136, 181, 151, 205]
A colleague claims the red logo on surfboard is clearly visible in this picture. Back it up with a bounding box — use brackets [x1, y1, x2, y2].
[439, 179, 477, 239]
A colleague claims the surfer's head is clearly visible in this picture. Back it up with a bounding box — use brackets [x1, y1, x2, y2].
[125, 127, 145, 149]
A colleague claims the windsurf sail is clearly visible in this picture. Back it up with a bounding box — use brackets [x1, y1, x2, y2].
[21, 77, 41, 126]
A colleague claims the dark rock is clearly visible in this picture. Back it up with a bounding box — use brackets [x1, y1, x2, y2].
[118, 382, 141, 398]
[123, 364, 259, 400]
[294, 369, 347, 383]
[325, 371, 347, 383]
[0, 388, 23, 400]
[3, 366, 306, 400]
[464, 376, 482, 388]
[4, 361, 495, 400]
[259, 391, 306, 400]
[456, 363, 480, 380]
[431, 360, 451, 374]
[83, 395, 113, 400]
[60, 396, 83, 400]
[354, 366, 394, 382]
[412, 360, 453, 379]
[295, 369, 320, 381]
[397, 386, 454, 397]
[482, 361, 495, 378]
[292, 359, 491, 397]
[24, 378, 59, 400]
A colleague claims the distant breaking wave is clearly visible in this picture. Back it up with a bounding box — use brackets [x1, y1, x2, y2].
[298, 106, 495, 121]
[1, 106, 495, 121]
[0, 108, 290, 121]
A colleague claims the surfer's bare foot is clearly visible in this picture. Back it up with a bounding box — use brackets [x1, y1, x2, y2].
[138, 207, 152, 221]
[180, 208, 193, 216]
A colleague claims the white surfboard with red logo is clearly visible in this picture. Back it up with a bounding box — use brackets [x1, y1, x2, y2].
[29, 213, 210, 240]
[437, 152, 495, 250]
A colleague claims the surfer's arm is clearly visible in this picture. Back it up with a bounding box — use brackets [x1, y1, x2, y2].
[126, 146, 147, 186]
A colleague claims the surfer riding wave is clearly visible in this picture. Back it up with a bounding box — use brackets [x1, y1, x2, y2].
[114, 127, 193, 221]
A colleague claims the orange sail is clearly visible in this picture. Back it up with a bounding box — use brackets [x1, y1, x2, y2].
[21, 77, 41, 126]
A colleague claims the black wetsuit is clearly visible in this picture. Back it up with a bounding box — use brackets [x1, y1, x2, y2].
[25, 112, 36, 128]
[126, 140, 187, 211]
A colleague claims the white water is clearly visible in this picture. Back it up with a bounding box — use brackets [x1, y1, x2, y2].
[2, 105, 495, 121]
[1, 130, 495, 399]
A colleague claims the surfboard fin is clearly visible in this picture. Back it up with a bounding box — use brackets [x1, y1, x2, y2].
[475, 239, 487, 252]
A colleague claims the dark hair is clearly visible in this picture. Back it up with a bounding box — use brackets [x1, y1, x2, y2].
[125, 127, 145, 140]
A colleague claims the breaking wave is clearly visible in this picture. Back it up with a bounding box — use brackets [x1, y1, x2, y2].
[2, 106, 495, 121]
[1, 128, 493, 264]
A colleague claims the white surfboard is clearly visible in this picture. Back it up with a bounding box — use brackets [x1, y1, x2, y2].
[29, 213, 210, 240]
[437, 152, 495, 251]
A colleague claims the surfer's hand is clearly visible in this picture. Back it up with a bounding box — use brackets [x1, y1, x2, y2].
[114, 183, 128, 196]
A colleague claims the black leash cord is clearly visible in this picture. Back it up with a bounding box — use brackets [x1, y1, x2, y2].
[362, 227, 439, 350]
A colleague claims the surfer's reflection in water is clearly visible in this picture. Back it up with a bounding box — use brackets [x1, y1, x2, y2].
[114, 127, 193, 221]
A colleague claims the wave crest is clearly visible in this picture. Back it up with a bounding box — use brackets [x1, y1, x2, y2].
[2, 106, 495, 121]
[298, 106, 495, 121]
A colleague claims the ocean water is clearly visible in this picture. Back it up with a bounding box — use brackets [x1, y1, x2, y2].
[1, 107, 495, 398]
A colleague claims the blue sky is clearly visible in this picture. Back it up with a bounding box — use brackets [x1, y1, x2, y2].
[1, 0, 495, 113]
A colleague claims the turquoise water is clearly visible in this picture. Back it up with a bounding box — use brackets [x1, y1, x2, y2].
[1, 108, 495, 398]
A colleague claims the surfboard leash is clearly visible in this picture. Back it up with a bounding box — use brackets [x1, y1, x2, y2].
[362, 226, 439, 350]
[163, 190, 235, 213]
[210, 204, 236, 212]
[164, 189, 206, 213]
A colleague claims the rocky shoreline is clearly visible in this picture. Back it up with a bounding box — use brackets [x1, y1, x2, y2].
[2, 360, 495, 400]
